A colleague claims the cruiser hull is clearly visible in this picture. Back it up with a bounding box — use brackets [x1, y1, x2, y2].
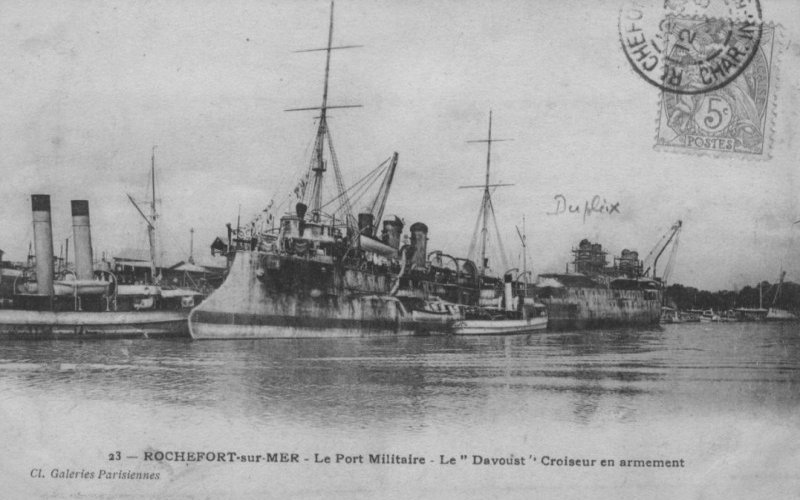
[189, 317, 410, 339]
[189, 251, 415, 339]
[543, 288, 661, 330]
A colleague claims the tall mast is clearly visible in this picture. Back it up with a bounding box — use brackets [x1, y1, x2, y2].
[148, 146, 159, 283]
[516, 215, 528, 294]
[189, 227, 195, 264]
[309, 3, 335, 220]
[286, 1, 362, 223]
[773, 269, 786, 306]
[64, 237, 70, 273]
[480, 111, 493, 276]
[461, 110, 513, 277]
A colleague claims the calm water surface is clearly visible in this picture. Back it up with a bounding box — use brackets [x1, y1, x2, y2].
[1, 322, 798, 431]
[2, 322, 799, 498]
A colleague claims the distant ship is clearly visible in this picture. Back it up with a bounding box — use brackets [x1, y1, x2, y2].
[766, 308, 797, 320]
[765, 270, 798, 321]
[537, 221, 682, 329]
[732, 274, 798, 322]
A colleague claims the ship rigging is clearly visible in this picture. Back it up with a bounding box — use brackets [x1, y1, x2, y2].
[460, 110, 514, 279]
[285, 0, 364, 236]
[188, 1, 419, 339]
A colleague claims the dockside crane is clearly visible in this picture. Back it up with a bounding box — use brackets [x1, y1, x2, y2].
[642, 220, 683, 284]
[365, 152, 399, 236]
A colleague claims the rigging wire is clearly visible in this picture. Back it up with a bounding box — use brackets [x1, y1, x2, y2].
[488, 194, 509, 273]
[319, 156, 390, 212]
[272, 118, 320, 214]
[466, 198, 483, 261]
[326, 127, 358, 235]
[341, 163, 386, 214]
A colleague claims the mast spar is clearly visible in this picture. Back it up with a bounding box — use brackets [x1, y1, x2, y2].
[460, 110, 514, 277]
[516, 215, 528, 293]
[149, 145, 159, 283]
[310, 2, 335, 220]
[126, 146, 161, 284]
[189, 228, 195, 264]
[285, 1, 362, 224]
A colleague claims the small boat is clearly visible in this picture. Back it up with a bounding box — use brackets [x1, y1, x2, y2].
[53, 278, 110, 296]
[699, 309, 721, 322]
[732, 307, 768, 321]
[661, 306, 682, 323]
[451, 120, 548, 337]
[452, 301, 548, 336]
[766, 307, 797, 321]
[15, 278, 109, 296]
[405, 297, 465, 333]
[765, 271, 797, 321]
[452, 318, 547, 336]
[680, 310, 701, 322]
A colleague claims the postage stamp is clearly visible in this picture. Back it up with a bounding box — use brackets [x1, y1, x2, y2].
[619, 0, 764, 94]
[655, 22, 777, 157]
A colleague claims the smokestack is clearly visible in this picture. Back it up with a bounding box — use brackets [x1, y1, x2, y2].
[409, 222, 428, 269]
[296, 202, 308, 220]
[71, 200, 93, 280]
[31, 194, 54, 296]
[382, 217, 403, 249]
[504, 273, 514, 312]
[358, 213, 374, 236]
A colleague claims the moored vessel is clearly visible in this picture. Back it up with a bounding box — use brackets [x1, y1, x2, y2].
[765, 271, 798, 321]
[537, 220, 682, 330]
[449, 112, 547, 336]
[0, 196, 190, 339]
[188, 6, 546, 340]
[189, 3, 439, 339]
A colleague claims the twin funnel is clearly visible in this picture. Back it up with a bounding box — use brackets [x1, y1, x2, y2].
[70, 200, 93, 281]
[30, 195, 94, 295]
[31, 195, 54, 296]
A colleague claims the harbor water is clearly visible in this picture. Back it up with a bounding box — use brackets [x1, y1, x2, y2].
[1, 322, 799, 499]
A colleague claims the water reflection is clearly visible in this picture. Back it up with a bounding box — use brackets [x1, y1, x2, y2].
[0, 323, 799, 431]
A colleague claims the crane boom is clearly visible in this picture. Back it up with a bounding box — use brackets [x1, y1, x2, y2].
[368, 152, 399, 236]
[651, 220, 682, 280]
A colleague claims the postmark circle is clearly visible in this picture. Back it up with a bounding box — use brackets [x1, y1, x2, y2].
[619, 0, 763, 95]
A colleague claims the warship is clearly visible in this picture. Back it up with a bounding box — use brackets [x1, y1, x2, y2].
[188, 3, 545, 339]
[536, 221, 682, 329]
[189, 3, 450, 339]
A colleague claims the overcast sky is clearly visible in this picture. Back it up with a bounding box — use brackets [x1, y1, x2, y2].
[0, 0, 797, 290]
